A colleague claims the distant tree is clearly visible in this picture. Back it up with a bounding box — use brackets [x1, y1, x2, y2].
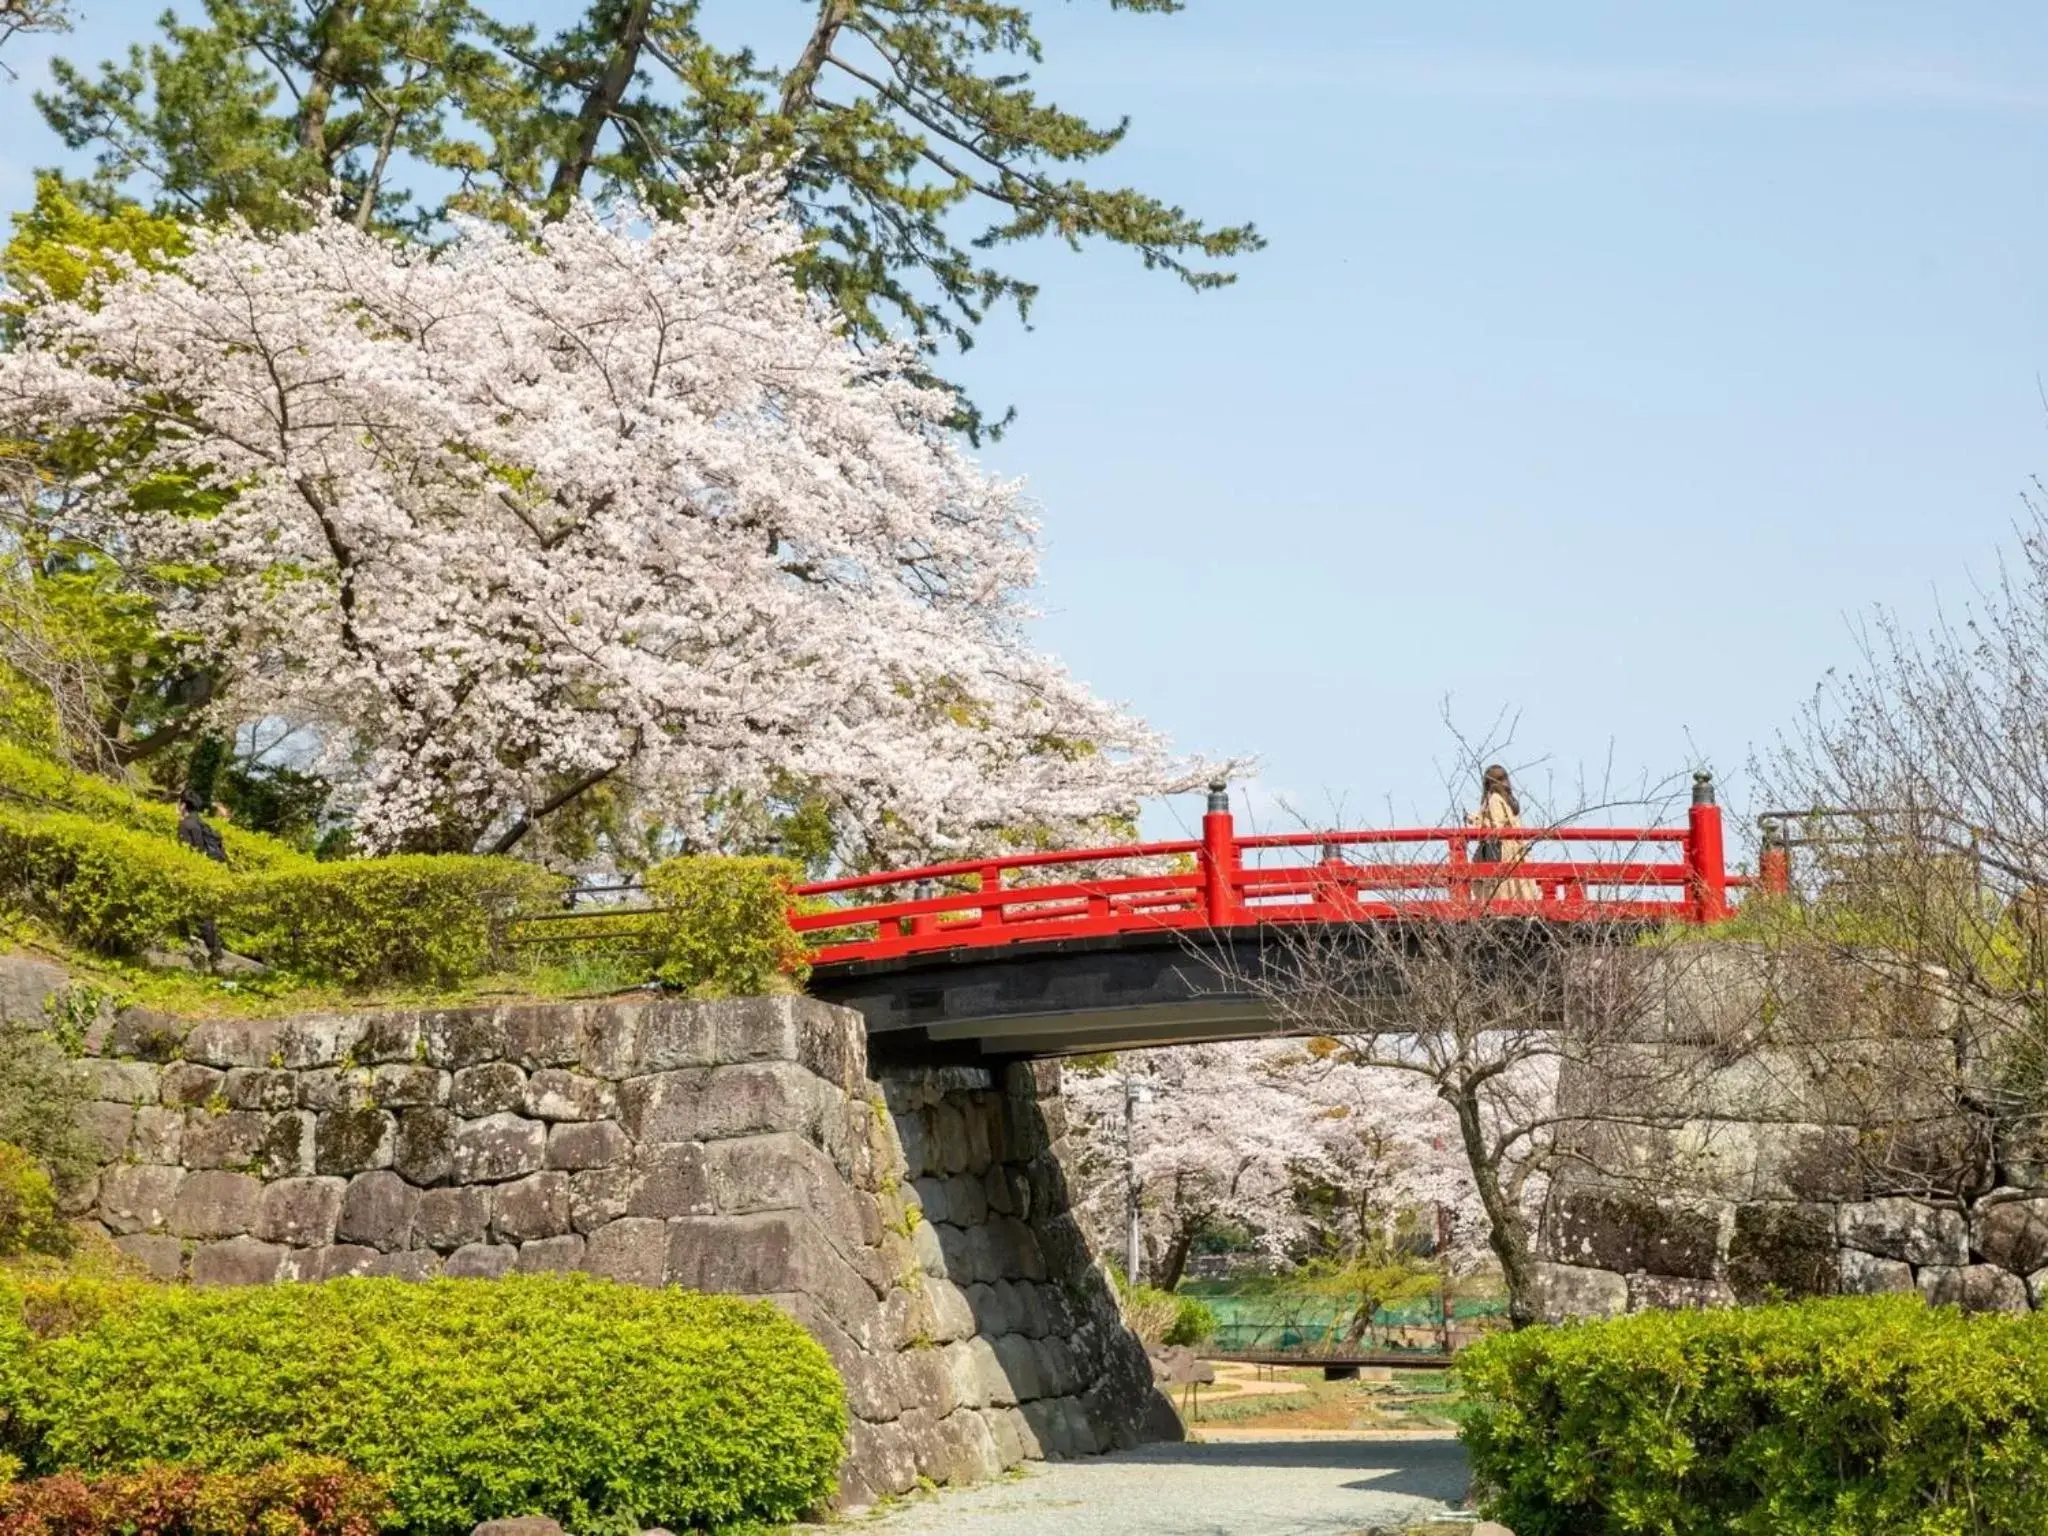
[39, 0, 1260, 435]
[0, 0, 69, 78]
[0, 175, 1190, 855]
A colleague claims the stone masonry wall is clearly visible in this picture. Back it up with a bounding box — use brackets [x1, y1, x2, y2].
[1536, 944, 2048, 1322]
[5, 956, 1176, 1508]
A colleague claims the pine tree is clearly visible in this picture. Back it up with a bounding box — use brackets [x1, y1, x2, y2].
[37, 0, 1260, 431]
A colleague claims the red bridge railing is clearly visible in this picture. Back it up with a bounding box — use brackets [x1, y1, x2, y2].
[793, 773, 1762, 967]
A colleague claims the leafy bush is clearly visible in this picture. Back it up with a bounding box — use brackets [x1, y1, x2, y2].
[0, 1019, 90, 1195]
[644, 856, 808, 995]
[1122, 1285, 1181, 1348]
[0, 811, 230, 957]
[1, 1275, 845, 1535]
[0, 1457, 389, 1536]
[0, 1149, 66, 1261]
[227, 857, 566, 988]
[1459, 1295, 2048, 1535]
[1163, 1294, 1218, 1348]
[0, 745, 299, 874]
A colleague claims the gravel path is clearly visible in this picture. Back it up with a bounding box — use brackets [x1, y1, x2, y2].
[860, 1432, 1473, 1535]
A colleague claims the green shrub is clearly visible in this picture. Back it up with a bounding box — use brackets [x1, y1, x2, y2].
[2, 1275, 846, 1535]
[1163, 1294, 1218, 1348]
[0, 1149, 66, 1261]
[0, 745, 300, 873]
[1458, 1295, 2048, 1535]
[644, 856, 808, 995]
[0, 810, 230, 957]
[0, 1019, 90, 1195]
[0, 1456, 389, 1536]
[229, 857, 567, 987]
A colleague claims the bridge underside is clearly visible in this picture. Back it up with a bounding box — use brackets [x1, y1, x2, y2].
[809, 920, 1601, 1061]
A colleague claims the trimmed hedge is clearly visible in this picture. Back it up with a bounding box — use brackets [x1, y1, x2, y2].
[0, 745, 298, 874]
[1, 1275, 846, 1536]
[644, 855, 809, 995]
[0, 810, 230, 958]
[229, 857, 566, 987]
[1458, 1295, 2048, 1535]
[0, 1457, 389, 1536]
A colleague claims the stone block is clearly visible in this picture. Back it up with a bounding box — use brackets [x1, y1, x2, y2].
[575, 1001, 642, 1079]
[98, 1164, 183, 1234]
[262, 1113, 317, 1178]
[1972, 1197, 2048, 1276]
[524, 1068, 616, 1122]
[274, 1013, 363, 1070]
[191, 1237, 287, 1286]
[1533, 1261, 1628, 1323]
[1841, 1197, 1968, 1267]
[295, 1068, 366, 1112]
[620, 1062, 829, 1145]
[354, 1012, 422, 1064]
[1840, 1249, 1916, 1295]
[547, 1119, 629, 1170]
[990, 1334, 1043, 1402]
[182, 1017, 281, 1069]
[338, 1170, 421, 1251]
[75, 1102, 133, 1162]
[113, 1233, 186, 1280]
[1920, 1263, 2031, 1313]
[86, 1060, 160, 1105]
[443, 1242, 518, 1278]
[515, 1234, 586, 1273]
[946, 1173, 988, 1228]
[569, 1165, 639, 1233]
[1542, 1187, 1726, 1279]
[316, 1106, 395, 1176]
[452, 1112, 546, 1183]
[367, 1250, 441, 1280]
[371, 1065, 448, 1109]
[421, 1008, 505, 1070]
[472, 1519, 564, 1536]
[160, 1062, 224, 1107]
[624, 1143, 711, 1219]
[256, 1176, 346, 1246]
[2028, 1267, 2048, 1311]
[181, 1109, 269, 1170]
[1728, 1203, 1840, 1303]
[415, 1186, 493, 1251]
[170, 1170, 262, 1239]
[496, 1003, 586, 1070]
[913, 1176, 949, 1225]
[584, 1218, 668, 1286]
[933, 1409, 1005, 1485]
[926, 1278, 977, 1344]
[223, 1069, 298, 1112]
[286, 1244, 379, 1281]
[632, 1003, 716, 1073]
[450, 1062, 527, 1117]
[667, 1212, 876, 1343]
[493, 1172, 572, 1242]
[1627, 1273, 1735, 1312]
[394, 1108, 457, 1186]
[846, 1418, 920, 1501]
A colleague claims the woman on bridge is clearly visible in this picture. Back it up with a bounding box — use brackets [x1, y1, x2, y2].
[1471, 765, 1540, 905]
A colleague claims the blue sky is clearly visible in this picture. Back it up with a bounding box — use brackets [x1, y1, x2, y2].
[6, 2, 2046, 842]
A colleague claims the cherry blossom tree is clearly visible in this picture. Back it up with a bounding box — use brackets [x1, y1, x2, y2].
[1062, 1040, 1482, 1291]
[0, 175, 1190, 855]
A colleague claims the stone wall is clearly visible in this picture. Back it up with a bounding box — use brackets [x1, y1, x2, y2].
[1536, 944, 2048, 1321]
[10, 957, 1176, 1507]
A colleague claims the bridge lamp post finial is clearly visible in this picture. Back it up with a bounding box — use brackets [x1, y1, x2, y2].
[1206, 779, 1230, 814]
[1692, 771, 1716, 807]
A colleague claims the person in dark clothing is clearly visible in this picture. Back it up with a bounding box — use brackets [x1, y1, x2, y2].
[177, 789, 227, 960]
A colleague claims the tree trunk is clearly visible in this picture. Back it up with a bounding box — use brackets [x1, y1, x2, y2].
[547, 0, 657, 208]
[1445, 1082, 1540, 1328]
[779, 0, 855, 117]
[299, 0, 360, 168]
[1157, 1223, 1195, 1293]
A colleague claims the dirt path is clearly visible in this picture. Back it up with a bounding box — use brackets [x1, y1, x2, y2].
[860, 1432, 1473, 1535]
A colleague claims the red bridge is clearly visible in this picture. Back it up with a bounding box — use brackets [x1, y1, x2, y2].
[797, 774, 1773, 1060]
[794, 772, 1761, 967]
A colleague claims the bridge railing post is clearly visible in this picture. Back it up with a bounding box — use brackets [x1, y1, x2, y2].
[1202, 780, 1241, 928]
[1759, 818, 1791, 898]
[978, 863, 1003, 930]
[1686, 772, 1729, 924]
